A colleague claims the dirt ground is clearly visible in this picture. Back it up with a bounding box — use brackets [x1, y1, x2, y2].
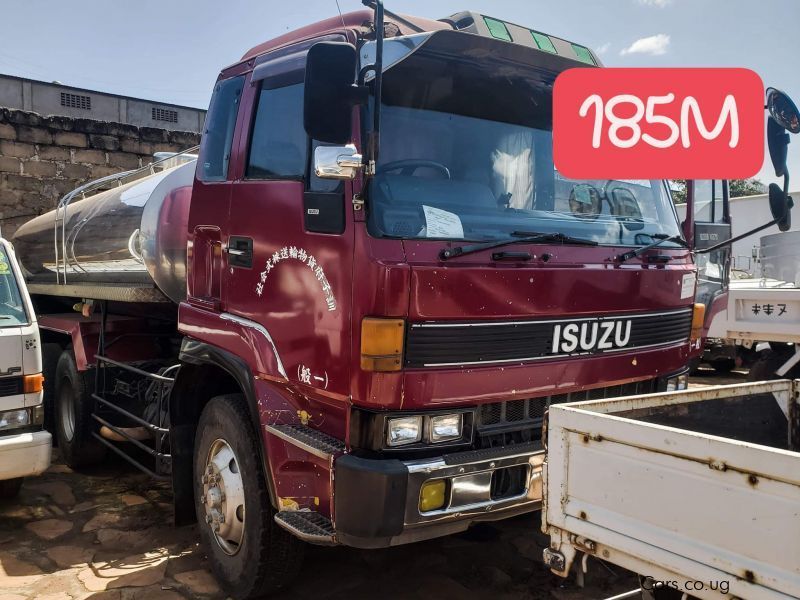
[0, 370, 748, 600]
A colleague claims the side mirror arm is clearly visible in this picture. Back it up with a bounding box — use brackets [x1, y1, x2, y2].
[695, 219, 779, 254]
[696, 191, 794, 254]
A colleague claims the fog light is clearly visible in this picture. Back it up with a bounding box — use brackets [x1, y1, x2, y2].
[419, 479, 447, 512]
[676, 374, 689, 390]
[0, 409, 29, 430]
[429, 413, 463, 443]
[386, 416, 422, 447]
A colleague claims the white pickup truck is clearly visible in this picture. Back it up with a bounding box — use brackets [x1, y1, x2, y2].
[0, 237, 50, 498]
[541, 379, 798, 600]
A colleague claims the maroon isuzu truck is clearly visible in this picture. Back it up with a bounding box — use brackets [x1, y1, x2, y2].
[12, 4, 709, 597]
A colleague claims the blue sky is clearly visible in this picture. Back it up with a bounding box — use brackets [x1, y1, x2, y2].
[2, 0, 798, 185]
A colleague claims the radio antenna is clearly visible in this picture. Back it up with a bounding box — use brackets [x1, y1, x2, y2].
[334, 0, 346, 30]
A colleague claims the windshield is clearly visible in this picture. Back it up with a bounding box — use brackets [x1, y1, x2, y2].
[366, 40, 682, 246]
[0, 246, 27, 327]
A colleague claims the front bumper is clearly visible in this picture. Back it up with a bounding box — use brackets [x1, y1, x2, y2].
[334, 444, 543, 548]
[0, 430, 52, 480]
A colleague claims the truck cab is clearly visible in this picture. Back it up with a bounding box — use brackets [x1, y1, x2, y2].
[174, 9, 696, 592]
[0, 237, 49, 499]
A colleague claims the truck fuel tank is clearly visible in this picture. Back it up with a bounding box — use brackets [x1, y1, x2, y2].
[12, 157, 196, 304]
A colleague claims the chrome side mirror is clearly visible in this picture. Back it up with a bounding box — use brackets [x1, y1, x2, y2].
[314, 144, 363, 180]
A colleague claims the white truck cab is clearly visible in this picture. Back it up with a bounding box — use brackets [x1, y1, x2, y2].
[0, 237, 50, 498]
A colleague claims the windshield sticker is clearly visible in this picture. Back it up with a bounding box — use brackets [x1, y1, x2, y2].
[422, 205, 464, 239]
[681, 273, 697, 299]
[255, 246, 336, 312]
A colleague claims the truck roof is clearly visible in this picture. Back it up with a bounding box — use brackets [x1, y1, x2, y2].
[230, 10, 599, 81]
[239, 9, 452, 64]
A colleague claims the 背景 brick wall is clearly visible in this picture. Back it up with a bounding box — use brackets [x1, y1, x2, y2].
[0, 108, 201, 237]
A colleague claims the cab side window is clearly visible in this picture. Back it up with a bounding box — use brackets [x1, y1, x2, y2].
[198, 76, 245, 182]
[694, 180, 727, 224]
[246, 83, 307, 179]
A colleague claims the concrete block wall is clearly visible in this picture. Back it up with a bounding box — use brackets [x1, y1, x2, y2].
[0, 108, 201, 237]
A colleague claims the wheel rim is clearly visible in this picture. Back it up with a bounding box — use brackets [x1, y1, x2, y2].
[201, 438, 245, 556]
[58, 380, 75, 442]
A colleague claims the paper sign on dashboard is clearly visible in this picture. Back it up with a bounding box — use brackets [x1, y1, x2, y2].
[423, 205, 464, 239]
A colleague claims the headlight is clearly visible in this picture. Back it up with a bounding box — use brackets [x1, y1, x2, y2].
[0, 409, 30, 430]
[386, 416, 422, 447]
[666, 373, 689, 391]
[429, 414, 463, 443]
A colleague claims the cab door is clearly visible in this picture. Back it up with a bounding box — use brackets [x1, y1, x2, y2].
[689, 179, 732, 336]
[223, 55, 354, 401]
[187, 75, 245, 310]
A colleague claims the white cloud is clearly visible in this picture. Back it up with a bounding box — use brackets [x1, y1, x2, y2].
[637, 0, 673, 7]
[595, 42, 611, 55]
[620, 34, 671, 56]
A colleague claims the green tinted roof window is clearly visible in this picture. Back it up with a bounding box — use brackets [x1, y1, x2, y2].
[531, 31, 557, 54]
[483, 16, 512, 41]
[571, 44, 596, 65]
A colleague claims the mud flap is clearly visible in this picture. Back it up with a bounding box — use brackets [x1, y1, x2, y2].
[171, 423, 196, 526]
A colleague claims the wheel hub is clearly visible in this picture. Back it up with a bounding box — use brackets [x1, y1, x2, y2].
[201, 439, 245, 555]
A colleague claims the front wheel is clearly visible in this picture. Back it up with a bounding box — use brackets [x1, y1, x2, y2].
[54, 350, 106, 468]
[194, 394, 304, 598]
[711, 358, 736, 374]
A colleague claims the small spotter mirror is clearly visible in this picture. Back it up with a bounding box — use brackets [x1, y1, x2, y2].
[769, 182, 793, 232]
[767, 87, 800, 134]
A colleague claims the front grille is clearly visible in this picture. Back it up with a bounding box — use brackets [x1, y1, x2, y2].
[474, 378, 660, 449]
[406, 308, 692, 368]
[0, 377, 23, 398]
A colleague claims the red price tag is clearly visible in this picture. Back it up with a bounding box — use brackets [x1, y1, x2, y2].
[553, 68, 764, 180]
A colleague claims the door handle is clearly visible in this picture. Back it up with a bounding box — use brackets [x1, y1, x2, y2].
[226, 236, 253, 268]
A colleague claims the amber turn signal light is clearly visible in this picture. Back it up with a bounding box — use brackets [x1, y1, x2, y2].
[690, 303, 706, 341]
[361, 317, 405, 372]
[23, 373, 44, 393]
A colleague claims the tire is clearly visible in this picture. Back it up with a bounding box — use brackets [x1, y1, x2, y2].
[0, 478, 23, 499]
[41, 342, 63, 437]
[711, 358, 736, 374]
[748, 349, 798, 381]
[194, 394, 304, 598]
[54, 350, 106, 468]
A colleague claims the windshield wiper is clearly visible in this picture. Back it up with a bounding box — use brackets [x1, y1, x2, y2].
[440, 231, 598, 260]
[617, 234, 688, 262]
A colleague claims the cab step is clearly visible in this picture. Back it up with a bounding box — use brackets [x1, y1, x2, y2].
[265, 423, 345, 459]
[274, 511, 337, 545]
